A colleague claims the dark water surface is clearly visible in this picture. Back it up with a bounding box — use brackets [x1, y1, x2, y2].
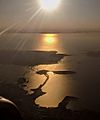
[0, 33, 100, 111]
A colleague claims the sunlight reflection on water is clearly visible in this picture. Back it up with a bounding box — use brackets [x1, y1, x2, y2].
[37, 34, 61, 51]
[1, 33, 100, 110]
[25, 34, 73, 107]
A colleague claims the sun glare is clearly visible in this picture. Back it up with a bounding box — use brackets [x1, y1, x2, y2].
[43, 34, 57, 44]
[40, 0, 60, 11]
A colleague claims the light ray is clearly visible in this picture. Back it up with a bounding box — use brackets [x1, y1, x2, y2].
[0, 24, 16, 36]
[28, 8, 42, 23]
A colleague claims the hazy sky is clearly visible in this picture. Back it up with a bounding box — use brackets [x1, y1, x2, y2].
[0, 0, 100, 31]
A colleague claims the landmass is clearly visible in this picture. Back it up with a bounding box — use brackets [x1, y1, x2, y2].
[0, 50, 68, 66]
[0, 50, 100, 120]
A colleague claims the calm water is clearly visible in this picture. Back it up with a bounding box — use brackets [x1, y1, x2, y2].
[0, 33, 100, 111]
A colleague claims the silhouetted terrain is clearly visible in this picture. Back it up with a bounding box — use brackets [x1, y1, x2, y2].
[0, 50, 100, 120]
[36, 70, 76, 75]
[0, 78, 100, 120]
[0, 50, 67, 66]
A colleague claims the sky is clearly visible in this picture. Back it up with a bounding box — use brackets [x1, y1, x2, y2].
[0, 0, 100, 31]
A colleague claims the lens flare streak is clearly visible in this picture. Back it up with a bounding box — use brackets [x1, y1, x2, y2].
[28, 8, 42, 22]
[0, 24, 16, 36]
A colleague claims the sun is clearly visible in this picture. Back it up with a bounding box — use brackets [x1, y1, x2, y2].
[40, 0, 60, 11]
